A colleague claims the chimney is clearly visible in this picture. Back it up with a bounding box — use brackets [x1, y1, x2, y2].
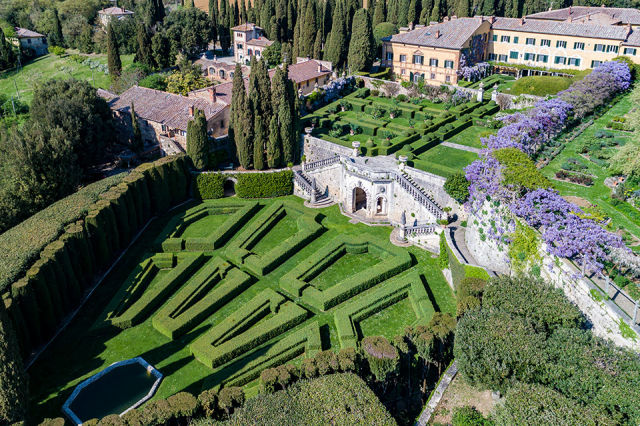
[435, 30, 440, 38]
[208, 86, 217, 103]
[188, 106, 194, 117]
[443, 16, 449, 22]
[451, 15, 457, 19]
[409, 21, 414, 30]
[490, 15, 496, 24]
[520, 17, 525, 25]
[568, 16, 573, 22]
[627, 23, 632, 37]
[317, 64, 322, 72]
[121, 6, 125, 12]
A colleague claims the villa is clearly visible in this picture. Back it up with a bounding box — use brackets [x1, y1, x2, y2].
[232, 23, 273, 64]
[13, 27, 48, 57]
[97, 6, 135, 28]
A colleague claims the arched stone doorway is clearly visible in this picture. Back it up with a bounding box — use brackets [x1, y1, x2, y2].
[376, 196, 387, 215]
[223, 178, 236, 197]
[353, 187, 367, 212]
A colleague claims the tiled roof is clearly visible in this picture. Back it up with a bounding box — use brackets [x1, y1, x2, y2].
[98, 6, 134, 15]
[108, 86, 225, 131]
[189, 80, 246, 106]
[231, 23, 260, 31]
[194, 58, 249, 74]
[268, 59, 332, 84]
[386, 17, 486, 50]
[526, 6, 640, 25]
[492, 17, 629, 40]
[14, 27, 44, 38]
[96, 88, 117, 102]
[623, 29, 640, 46]
[246, 37, 274, 47]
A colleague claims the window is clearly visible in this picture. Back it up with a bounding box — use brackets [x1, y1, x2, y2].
[236, 32, 242, 38]
[526, 38, 535, 45]
[568, 57, 581, 66]
[386, 52, 393, 60]
[537, 54, 548, 63]
[624, 47, 637, 55]
[27, 39, 31, 44]
[594, 44, 605, 52]
[509, 51, 518, 59]
[540, 39, 551, 47]
[429, 58, 438, 67]
[606, 45, 619, 53]
[556, 40, 567, 48]
[256, 50, 261, 57]
[513, 36, 519, 43]
[399, 54, 407, 62]
[498, 54, 508, 62]
[444, 60, 454, 68]
[591, 60, 602, 67]
[554, 56, 566, 65]
[574, 42, 585, 50]
[445, 75, 451, 82]
[430, 73, 436, 79]
[524, 52, 535, 60]
[488, 53, 497, 60]
[492, 34, 497, 42]
[237, 43, 243, 50]
[413, 55, 424, 64]
[501, 35, 510, 42]
[401, 69, 406, 75]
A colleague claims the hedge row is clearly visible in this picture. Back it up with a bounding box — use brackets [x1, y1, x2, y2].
[194, 170, 293, 200]
[152, 258, 252, 339]
[111, 253, 205, 329]
[5, 156, 191, 359]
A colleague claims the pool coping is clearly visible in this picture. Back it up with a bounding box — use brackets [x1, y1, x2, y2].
[62, 357, 163, 425]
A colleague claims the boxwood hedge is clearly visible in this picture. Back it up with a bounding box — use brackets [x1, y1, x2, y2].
[194, 170, 293, 200]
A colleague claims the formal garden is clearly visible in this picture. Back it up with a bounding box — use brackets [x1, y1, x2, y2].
[27, 190, 455, 422]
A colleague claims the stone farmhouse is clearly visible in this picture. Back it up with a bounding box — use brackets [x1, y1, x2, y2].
[13, 27, 48, 57]
[271, 58, 333, 95]
[232, 23, 273, 64]
[194, 56, 249, 82]
[97, 6, 135, 28]
[381, 6, 640, 85]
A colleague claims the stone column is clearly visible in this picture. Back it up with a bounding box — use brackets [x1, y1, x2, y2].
[352, 141, 361, 157]
[477, 82, 484, 102]
[398, 155, 408, 171]
[400, 211, 407, 241]
[311, 178, 317, 204]
[491, 84, 499, 101]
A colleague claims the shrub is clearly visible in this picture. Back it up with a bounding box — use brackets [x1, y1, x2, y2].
[197, 388, 218, 417]
[444, 172, 470, 203]
[452, 406, 493, 426]
[361, 336, 399, 382]
[218, 386, 245, 414]
[48, 45, 66, 56]
[260, 367, 279, 393]
[166, 392, 198, 418]
[194, 173, 224, 199]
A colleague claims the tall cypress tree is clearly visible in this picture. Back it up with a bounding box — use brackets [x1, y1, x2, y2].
[209, 0, 219, 47]
[107, 23, 122, 77]
[0, 29, 16, 71]
[253, 115, 266, 170]
[0, 299, 28, 423]
[313, 31, 322, 59]
[231, 63, 251, 168]
[299, 0, 317, 58]
[324, 0, 347, 69]
[155, 0, 166, 21]
[348, 9, 374, 72]
[279, 64, 297, 164]
[455, 0, 470, 16]
[372, 0, 386, 28]
[130, 103, 143, 153]
[135, 22, 155, 68]
[430, 0, 441, 23]
[408, 0, 418, 25]
[50, 8, 64, 47]
[187, 109, 209, 169]
[397, 0, 409, 26]
[267, 114, 282, 168]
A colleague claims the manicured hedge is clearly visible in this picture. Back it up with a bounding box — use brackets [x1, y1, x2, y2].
[194, 171, 293, 200]
[193, 173, 224, 199]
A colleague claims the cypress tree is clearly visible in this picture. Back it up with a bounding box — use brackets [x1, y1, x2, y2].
[253, 115, 266, 170]
[135, 22, 155, 68]
[267, 114, 282, 168]
[313, 31, 322, 59]
[185, 0, 194, 7]
[324, 0, 347, 69]
[209, 0, 219, 48]
[292, 14, 300, 59]
[397, 0, 409, 26]
[131, 103, 144, 153]
[107, 23, 122, 77]
[0, 29, 16, 71]
[373, 0, 386, 28]
[455, 0, 470, 16]
[231, 63, 251, 168]
[0, 299, 28, 423]
[51, 8, 64, 47]
[187, 109, 209, 169]
[348, 8, 374, 72]
[299, 0, 317, 58]
[430, 0, 441, 23]
[155, 0, 166, 21]
[219, 0, 231, 53]
[408, 0, 418, 25]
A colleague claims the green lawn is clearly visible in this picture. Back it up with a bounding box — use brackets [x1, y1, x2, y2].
[447, 125, 495, 148]
[180, 215, 229, 239]
[28, 196, 454, 421]
[508, 75, 572, 96]
[413, 145, 479, 177]
[542, 91, 640, 248]
[0, 52, 134, 105]
[310, 252, 381, 291]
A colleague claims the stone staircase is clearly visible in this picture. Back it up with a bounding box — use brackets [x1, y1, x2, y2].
[294, 169, 332, 206]
[394, 171, 444, 220]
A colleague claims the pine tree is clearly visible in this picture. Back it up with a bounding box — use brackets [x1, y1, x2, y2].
[324, 0, 347, 69]
[187, 109, 209, 169]
[348, 8, 374, 72]
[0, 299, 28, 423]
[50, 8, 64, 47]
[373, 0, 386, 28]
[231, 63, 251, 168]
[107, 23, 122, 77]
[135, 22, 155, 68]
[130, 103, 144, 153]
[253, 115, 266, 170]
[267, 114, 282, 168]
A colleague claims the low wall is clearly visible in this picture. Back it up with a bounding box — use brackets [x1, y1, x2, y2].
[303, 135, 352, 162]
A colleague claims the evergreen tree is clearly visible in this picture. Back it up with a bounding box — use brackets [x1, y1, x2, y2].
[455, 0, 470, 16]
[135, 22, 155, 68]
[219, 0, 231, 52]
[50, 8, 64, 47]
[209, 0, 219, 48]
[372, 0, 386, 28]
[241, 0, 248, 23]
[253, 115, 266, 170]
[324, 0, 347, 69]
[187, 109, 209, 169]
[107, 23, 122, 77]
[348, 9, 374, 72]
[408, 0, 418, 25]
[0, 29, 16, 71]
[299, 0, 317, 57]
[278, 65, 297, 164]
[430, 0, 441, 23]
[185, 0, 194, 7]
[231, 63, 251, 168]
[313, 31, 323, 59]
[130, 103, 143, 153]
[321, 0, 332, 41]
[267, 114, 282, 168]
[0, 299, 28, 423]
[397, 0, 409, 26]
[155, 0, 166, 21]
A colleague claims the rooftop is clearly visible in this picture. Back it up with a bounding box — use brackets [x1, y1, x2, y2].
[246, 37, 274, 47]
[14, 27, 44, 38]
[492, 16, 630, 40]
[231, 23, 261, 32]
[385, 17, 487, 50]
[526, 6, 640, 26]
[268, 59, 332, 84]
[98, 6, 135, 15]
[105, 86, 226, 131]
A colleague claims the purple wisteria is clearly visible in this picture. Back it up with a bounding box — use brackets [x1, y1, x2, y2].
[458, 54, 490, 82]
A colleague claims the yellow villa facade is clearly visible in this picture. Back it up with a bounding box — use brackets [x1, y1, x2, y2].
[382, 7, 640, 85]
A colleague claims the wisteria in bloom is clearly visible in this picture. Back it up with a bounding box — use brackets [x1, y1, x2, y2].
[451, 90, 472, 106]
[464, 154, 507, 211]
[458, 54, 490, 82]
[321, 76, 355, 104]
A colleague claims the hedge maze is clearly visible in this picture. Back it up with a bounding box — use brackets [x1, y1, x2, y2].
[49, 197, 447, 398]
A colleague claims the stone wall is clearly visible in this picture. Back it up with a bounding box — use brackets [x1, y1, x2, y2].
[303, 135, 352, 162]
[405, 166, 459, 215]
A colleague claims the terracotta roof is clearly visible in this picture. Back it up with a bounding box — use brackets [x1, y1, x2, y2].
[14, 27, 44, 38]
[96, 88, 117, 102]
[526, 6, 640, 26]
[98, 6, 134, 15]
[188, 79, 246, 106]
[268, 59, 332, 84]
[386, 17, 487, 50]
[231, 23, 260, 31]
[194, 58, 249, 74]
[246, 37, 274, 47]
[108, 86, 225, 131]
[623, 29, 640, 46]
[492, 16, 629, 40]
